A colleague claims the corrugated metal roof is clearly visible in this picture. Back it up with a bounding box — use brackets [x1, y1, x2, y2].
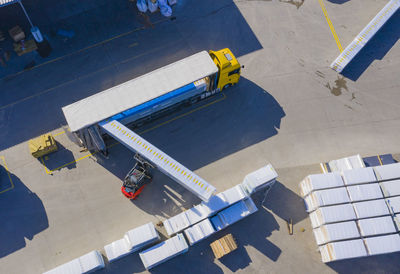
[62, 51, 218, 132]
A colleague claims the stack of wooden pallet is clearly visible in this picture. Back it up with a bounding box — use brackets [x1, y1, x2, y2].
[210, 234, 237, 259]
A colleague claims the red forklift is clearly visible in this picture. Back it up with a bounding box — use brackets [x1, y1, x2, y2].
[121, 154, 153, 200]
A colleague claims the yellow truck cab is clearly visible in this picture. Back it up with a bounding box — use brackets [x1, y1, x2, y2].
[209, 48, 241, 90]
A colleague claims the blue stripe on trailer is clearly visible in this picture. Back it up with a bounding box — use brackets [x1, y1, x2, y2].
[110, 82, 196, 121]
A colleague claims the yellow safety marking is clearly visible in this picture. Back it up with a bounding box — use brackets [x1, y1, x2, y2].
[377, 155, 383, 166]
[0, 156, 15, 194]
[318, 0, 343, 52]
[42, 93, 227, 173]
[54, 131, 65, 137]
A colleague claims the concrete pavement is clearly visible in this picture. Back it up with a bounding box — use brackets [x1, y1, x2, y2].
[0, 0, 400, 273]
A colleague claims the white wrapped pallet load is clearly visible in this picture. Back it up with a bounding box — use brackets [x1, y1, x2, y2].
[163, 185, 248, 235]
[79, 251, 105, 273]
[139, 233, 188, 270]
[373, 163, 400, 181]
[43, 250, 105, 274]
[319, 239, 367, 263]
[158, 0, 172, 17]
[304, 187, 350, 212]
[104, 238, 131, 263]
[386, 196, 400, 214]
[241, 164, 277, 195]
[309, 204, 356, 228]
[380, 179, 400, 197]
[137, 0, 148, 12]
[342, 167, 377, 185]
[353, 199, 390, 219]
[211, 198, 258, 231]
[365, 234, 400, 256]
[313, 221, 360, 246]
[328, 154, 365, 172]
[104, 222, 160, 262]
[125, 222, 160, 251]
[184, 219, 215, 245]
[357, 216, 397, 237]
[300, 172, 344, 197]
[346, 183, 383, 202]
[147, 0, 158, 13]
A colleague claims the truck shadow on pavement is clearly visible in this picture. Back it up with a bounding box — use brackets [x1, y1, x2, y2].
[0, 167, 48, 258]
[341, 10, 400, 81]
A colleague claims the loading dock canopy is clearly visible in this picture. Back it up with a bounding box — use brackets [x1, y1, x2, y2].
[62, 51, 218, 132]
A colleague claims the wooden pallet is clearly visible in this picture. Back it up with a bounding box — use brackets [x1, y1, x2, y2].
[210, 234, 237, 259]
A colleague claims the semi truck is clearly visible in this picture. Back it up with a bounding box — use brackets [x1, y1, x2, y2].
[62, 48, 242, 202]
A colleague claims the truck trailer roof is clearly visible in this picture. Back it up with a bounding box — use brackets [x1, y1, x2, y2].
[62, 51, 218, 132]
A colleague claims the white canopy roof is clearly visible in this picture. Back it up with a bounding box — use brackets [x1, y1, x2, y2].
[62, 51, 218, 132]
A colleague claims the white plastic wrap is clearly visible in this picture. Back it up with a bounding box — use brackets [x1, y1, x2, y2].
[328, 154, 365, 173]
[365, 234, 400, 255]
[210, 198, 258, 231]
[309, 204, 356, 228]
[137, 0, 147, 12]
[313, 221, 360, 246]
[125, 222, 160, 251]
[104, 238, 131, 263]
[380, 179, 400, 197]
[43, 250, 105, 274]
[387, 196, 400, 214]
[346, 183, 383, 202]
[319, 239, 367, 263]
[104, 222, 159, 262]
[304, 187, 350, 212]
[374, 163, 400, 181]
[342, 167, 377, 185]
[353, 199, 390, 219]
[163, 185, 248, 235]
[300, 172, 344, 197]
[357, 216, 397, 237]
[147, 0, 158, 13]
[139, 233, 188, 270]
[241, 164, 277, 195]
[184, 219, 215, 245]
[158, 0, 172, 17]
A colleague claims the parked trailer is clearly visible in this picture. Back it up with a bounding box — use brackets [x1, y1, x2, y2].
[62, 49, 242, 153]
[62, 49, 242, 201]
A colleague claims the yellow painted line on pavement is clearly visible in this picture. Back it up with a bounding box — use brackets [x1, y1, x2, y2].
[41, 93, 227, 173]
[53, 131, 65, 137]
[317, 0, 343, 52]
[0, 156, 15, 194]
[377, 155, 383, 166]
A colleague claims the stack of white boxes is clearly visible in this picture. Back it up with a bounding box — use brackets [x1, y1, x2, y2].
[43, 251, 105, 274]
[139, 234, 189, 270]
[104, 222, 160, 262]
[301, 162, 400, 263]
